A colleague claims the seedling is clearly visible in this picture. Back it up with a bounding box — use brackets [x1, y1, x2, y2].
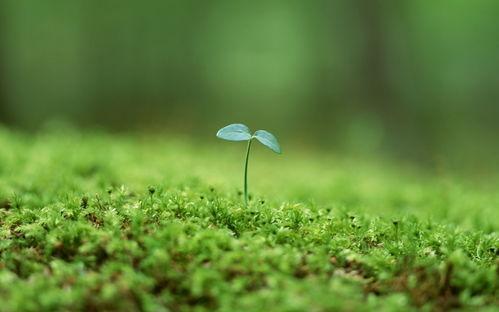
[216, 123, 281, 205]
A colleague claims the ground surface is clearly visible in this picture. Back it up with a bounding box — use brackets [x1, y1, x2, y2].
[0, 126, 498, 312]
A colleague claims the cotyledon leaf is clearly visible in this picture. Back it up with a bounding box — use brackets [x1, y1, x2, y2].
[216, 124, 252, 141]
[253, 130, 281, 154]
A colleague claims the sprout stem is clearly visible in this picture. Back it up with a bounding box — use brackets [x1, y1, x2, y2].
[244, 139, 253, 206]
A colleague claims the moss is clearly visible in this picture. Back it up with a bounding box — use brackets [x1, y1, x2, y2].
[0, 128, 497, 311]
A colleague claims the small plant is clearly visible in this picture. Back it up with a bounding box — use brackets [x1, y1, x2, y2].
[216, 123, 281, 205]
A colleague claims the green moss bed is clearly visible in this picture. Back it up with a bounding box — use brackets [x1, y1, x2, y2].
[0, 128, 497, 311]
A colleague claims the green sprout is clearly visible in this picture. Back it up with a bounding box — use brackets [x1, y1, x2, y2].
[216, 123, 281, 205]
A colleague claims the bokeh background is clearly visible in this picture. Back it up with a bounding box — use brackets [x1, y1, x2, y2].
[1, 0, 498, 174]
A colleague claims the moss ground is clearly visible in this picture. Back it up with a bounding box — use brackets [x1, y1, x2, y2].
[0, 127, 498, 311]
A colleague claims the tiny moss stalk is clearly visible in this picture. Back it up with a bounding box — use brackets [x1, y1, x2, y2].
[244, 139, 253, 205]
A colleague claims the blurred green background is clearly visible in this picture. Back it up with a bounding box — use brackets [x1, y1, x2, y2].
[0, 0, 498, 173]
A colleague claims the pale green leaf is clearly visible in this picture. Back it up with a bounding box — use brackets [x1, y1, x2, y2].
[254, 130, 281, 153]
[216, 124, 252, 141]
